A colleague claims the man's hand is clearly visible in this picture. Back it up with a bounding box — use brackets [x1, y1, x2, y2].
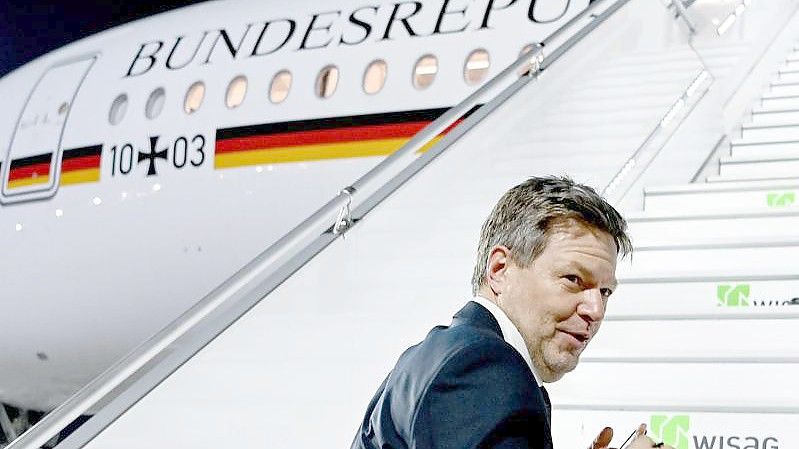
[625, 434, 676, 449]
[590, 426, 614, 449]
[590, 423, 675, 449]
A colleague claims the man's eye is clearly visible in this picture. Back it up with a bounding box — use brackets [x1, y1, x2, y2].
[600, 288, 613, 298]
[564, 275, 581, 285]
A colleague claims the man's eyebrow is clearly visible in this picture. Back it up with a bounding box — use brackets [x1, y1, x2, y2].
[563, 261, 617, 289]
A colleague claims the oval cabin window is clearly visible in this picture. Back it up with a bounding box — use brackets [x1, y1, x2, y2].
[270, 70, 292, 104]
[464, 49, 490, 86]
[363, 60, 387, 95]
[413, 55, 438, 90]
[145, 87, 166, 119]
[226, 75, 248, 109]
[316, 65, 339, 99]
[108, 93, 128, 126]
[184, 81, 205, 114]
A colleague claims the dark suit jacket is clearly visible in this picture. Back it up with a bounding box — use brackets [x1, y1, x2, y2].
[351, 301, 553, 449]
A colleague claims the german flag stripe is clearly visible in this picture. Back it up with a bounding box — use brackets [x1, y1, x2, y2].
[216, 121, 431, 154]
[62, 156, 101, 171]
[10, 152, 52, 168]
[63, 145, 102, 161]
[216, 107, 450, 140]
[9, 162, 52, 181]
[214, 105, 481, 169]
[61, 145, 102, 186]
[8, 176, 50, 189]
[60, 168, 100, 186]
[5, 145, 101, 190]
[8, 153, 52, 186]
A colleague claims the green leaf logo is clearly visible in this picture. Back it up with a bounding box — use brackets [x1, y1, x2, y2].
[651, 415, 690, 449]
[767, 192, 796, 207]
[717, 284, 750, 307]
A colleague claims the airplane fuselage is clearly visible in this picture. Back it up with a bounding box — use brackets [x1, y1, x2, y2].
[0, 0, 585, 411]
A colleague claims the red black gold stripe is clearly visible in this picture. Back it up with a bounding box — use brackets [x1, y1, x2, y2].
[214, 106, 480, 169]
[7, 153, 52, 189]
[60, 145, 102, 186]
[4, 145, 101, 190]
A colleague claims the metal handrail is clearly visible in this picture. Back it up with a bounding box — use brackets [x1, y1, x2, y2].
[8, 1, 637, 448]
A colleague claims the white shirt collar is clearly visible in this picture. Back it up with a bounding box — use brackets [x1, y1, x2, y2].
[470, 295, 543, 386]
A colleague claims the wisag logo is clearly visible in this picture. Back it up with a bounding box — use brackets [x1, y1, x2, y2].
[716, 284, 799, 308]
[650, 414, 779, 449]
[651, 415, 690, 449]
[717, 284, 750, 307]
[767, 191, 796, 208]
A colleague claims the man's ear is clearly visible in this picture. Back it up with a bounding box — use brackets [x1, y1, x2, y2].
[486, 245, 511, 295]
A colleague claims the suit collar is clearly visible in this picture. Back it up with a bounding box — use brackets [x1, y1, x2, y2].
[452, 300, 503, 337]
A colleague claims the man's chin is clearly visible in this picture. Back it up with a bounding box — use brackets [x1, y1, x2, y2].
[543, 353, 580, 379]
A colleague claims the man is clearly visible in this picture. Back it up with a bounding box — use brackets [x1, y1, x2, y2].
[351, 176, 664, 449]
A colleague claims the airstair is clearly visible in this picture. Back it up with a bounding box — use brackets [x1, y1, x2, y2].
[6, 0, 799, 448]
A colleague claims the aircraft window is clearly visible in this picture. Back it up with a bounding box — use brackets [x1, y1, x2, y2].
[226, 75, 248, 109]
[145, 87, 166, 119]
[270, 70, 292, 104]
[413, 55, 438, 90]
[316, 65, 339, 99]
[184, 81, 205, 114]
[108, 93, 128, 125]
[363, 60, 387, 95]
[464, 49, 490, 86]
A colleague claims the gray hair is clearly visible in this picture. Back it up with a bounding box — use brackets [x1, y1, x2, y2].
[471, 176, 632, 295]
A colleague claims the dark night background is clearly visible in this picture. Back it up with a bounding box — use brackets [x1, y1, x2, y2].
[0, 0, 207, 79]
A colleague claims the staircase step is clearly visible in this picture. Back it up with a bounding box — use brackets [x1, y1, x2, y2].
[719, 155, 799, 178]
[619, 236, 799, 276]
[731, 143, 799, 159]
[769, 82, 799, 97]
[750, 106, 799, 124]
[707, 173, 799, 183]
[553, 362, 799, 411]
[774, 70, 799, 83]
[780, 60, 799, 72]
[627, 208, 799, 245]
[587, 319, 799, 357]
[552, 411, 798, 449]
[611, 277, 799, 318]
[644, 179, 799, 213]
[740, 122, 799, 140]
[761, 93, 799, 109]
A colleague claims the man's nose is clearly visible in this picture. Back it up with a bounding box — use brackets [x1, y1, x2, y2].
[578, 288, 605, 323]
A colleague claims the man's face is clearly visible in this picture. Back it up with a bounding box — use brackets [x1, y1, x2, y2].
[489, 219, 618, 382]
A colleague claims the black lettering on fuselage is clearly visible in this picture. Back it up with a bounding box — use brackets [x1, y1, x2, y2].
[203, 24, 254, 64]
[340, 6, 379, 46]
[433, 0, 470, 35]
[382, 1, 424, 40]
[166, 32, 209, 70]
[480, 0, 518, 29]
[299, 11, 342, 50]
[528, 0, 571, 24]
[125, 41, 164, 77]
[250, 19, 297, 57]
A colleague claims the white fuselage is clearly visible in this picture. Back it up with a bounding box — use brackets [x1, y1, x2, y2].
[0, 0, 586, 411]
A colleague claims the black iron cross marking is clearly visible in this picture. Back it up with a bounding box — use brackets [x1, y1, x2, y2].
[137, 136, 168, 176]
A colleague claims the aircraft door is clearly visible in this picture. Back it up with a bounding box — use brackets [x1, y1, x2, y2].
[1, 55, 97, 203]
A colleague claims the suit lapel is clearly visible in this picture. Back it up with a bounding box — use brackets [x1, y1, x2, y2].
[454, 301, 554, 444]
